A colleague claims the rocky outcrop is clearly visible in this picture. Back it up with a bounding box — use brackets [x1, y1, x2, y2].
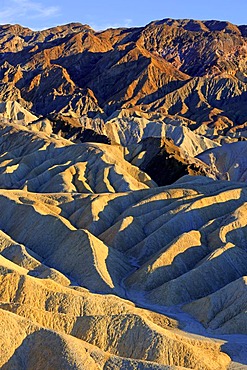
[0, 121, 155, 193]
[197, 141, 247, 182]
[1, 309, 181, 370]
[183, 276, 247, 334]
[1, 19, 247, 133]
[0, 184, 234, 369]
[1, 18, 247, 369]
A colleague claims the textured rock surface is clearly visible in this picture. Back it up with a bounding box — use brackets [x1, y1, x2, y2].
[0, 184, 233, 369]
[0, 121, 245, 366]
[1, 309, 183, 370]
[1, 19, 247, 134]
[1, 18, 247, 369]
[0, 173, 246, 367]
[183, 277, 247, 334]
[197, 141, 247, 182]
[0, 121, 155, 192]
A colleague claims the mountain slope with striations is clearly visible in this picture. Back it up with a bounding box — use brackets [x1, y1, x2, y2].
[1, 19, 247, 132]
[1, 18, 247, 369]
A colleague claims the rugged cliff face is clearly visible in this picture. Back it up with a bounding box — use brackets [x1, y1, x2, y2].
[1, 19, 247, 129]
[1, 19, 247, 369]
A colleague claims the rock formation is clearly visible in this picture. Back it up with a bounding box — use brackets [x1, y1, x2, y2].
[1, 18, 247, 369]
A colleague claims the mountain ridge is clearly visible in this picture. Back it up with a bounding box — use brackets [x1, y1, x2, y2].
[1, 18, 247, 131]
[1, 17, 247, 369]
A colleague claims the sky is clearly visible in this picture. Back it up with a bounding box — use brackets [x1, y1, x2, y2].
[0, 0, 247, 31]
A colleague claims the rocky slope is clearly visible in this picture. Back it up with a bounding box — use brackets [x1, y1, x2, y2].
[1, 18, 247, 369]
[0, 121, 155, 193]
[1, 19, 247, 133]
[0, 179, 237, 369]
